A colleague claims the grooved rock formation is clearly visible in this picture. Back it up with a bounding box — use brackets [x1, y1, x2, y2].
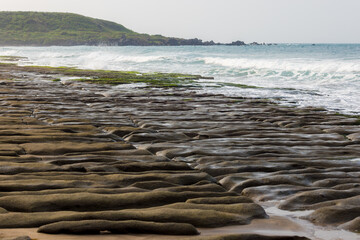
[0, 64, 359, 239]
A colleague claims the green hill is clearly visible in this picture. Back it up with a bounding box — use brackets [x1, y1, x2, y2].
[0, 12, 133, 33]
[0, 11, 234, 46]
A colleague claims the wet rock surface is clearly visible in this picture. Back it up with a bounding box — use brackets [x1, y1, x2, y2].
[0, 66, 359, 239]
[38, 220, 200, 235]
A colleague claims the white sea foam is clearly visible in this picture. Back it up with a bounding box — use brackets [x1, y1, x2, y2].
[202, 57, 360, 73]
[0, 49, 20, 56]
[350, 158, 360, 162]
[266, 206, 314, 218]
[78, 51, 165, 64]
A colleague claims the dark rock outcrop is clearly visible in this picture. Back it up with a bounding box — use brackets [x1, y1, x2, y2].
[38, 220, 199, 235]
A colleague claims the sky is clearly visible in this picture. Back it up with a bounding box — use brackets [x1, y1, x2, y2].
[1, 0, 359, 43]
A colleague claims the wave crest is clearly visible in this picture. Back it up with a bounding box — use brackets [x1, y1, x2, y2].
[201, 57, 360, 74]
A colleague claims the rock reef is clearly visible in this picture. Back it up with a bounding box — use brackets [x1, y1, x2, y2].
[0, 63, 359, 239]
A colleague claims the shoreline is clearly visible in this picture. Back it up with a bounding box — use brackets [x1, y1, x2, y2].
[2, 44, 360, 117]
[0, 62, 359, 240]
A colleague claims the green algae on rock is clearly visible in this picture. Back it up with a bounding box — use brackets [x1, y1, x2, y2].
[0, 56, 28, 62]
[0, 63, 211, 87]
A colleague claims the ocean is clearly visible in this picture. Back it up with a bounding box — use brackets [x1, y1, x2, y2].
[1, 44, 359, 115]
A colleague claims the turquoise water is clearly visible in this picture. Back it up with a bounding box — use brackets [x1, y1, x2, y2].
[1, 44, 360, 114]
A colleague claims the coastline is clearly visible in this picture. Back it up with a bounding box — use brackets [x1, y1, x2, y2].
[0, 62, 359, 240]
[2, 44, 360, 115]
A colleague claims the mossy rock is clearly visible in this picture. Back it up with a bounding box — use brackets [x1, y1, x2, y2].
[278, 189, 360, 211]
[0, 187, 147, 197]
[38, 219, 199, 235]
[130, 180, 178, 190]
[0, 161, 58, 174]
[5, 64, 205, 88]
[157, 183, 228, 193]
[186, 196, 253, 204]
[0, 207, 8, 213]
[339, 217, 360, 233]
[104, 126, 153, 137]
[0, 144, 25, 155]
[0, 191, 233, 212]
[152, 202, 267, 219]
[0, 178, 98, 192]
[20, 142, 134, 155]
[305, 205, 360, 226]
[0, 207, 248, 228]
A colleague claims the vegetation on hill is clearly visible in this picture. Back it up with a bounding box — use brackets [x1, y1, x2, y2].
[0, 12, 245, 46]
[0, 12, 132, 33]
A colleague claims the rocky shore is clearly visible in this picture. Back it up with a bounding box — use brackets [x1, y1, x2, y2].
[0, 63, 359, 240]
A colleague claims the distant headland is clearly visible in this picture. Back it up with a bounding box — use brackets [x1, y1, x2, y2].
[0, 12, 267, 46]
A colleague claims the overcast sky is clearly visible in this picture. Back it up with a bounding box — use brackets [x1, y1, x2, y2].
[1, 0, 359, 43]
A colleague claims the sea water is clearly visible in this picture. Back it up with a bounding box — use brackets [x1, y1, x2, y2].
[1, 44, 359, 115]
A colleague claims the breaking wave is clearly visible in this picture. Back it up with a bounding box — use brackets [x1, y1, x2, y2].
[202, 57, 360, 74]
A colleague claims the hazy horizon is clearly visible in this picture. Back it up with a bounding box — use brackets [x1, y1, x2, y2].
[1, 0, 360, 44]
